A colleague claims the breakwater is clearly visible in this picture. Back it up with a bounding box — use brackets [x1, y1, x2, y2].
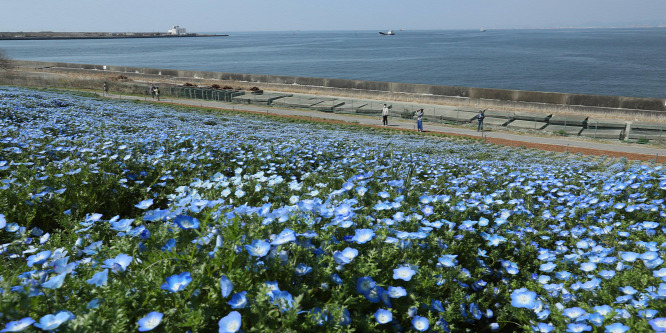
[0, 32, 228, 40]
[4, 60, 666, 121]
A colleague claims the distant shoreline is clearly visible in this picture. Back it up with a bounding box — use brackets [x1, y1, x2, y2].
[0, 32, 229, 41]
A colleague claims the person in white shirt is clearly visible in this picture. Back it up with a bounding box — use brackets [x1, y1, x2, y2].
[415, 108, 424, 132]
[382, 104, 389, 126]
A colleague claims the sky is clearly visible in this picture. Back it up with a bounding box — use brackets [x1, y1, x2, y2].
[2, 0, 665, 32]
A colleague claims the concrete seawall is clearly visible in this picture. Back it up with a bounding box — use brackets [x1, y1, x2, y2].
[5, 60, 666, 121]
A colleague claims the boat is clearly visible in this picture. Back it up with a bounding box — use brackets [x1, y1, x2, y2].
[379, 30, 395, 35]
[480, 28, 487, 32]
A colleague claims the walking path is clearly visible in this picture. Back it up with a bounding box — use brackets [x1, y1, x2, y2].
[100, 92, 666, 163]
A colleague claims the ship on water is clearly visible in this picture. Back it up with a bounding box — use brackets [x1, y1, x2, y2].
[379, 30, 395, 35]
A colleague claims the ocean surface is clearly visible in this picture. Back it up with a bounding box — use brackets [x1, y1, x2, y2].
[1, 29, 665, 98]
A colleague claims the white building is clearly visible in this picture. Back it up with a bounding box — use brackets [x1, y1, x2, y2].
[168, 26, 187, 35]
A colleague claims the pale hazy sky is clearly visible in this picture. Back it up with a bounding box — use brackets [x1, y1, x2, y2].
[2, 0, 665, 32]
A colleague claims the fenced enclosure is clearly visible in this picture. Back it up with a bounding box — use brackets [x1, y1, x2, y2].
[137, 84, 665, 143]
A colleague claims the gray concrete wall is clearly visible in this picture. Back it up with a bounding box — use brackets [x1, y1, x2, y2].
[8, 60, 666, 117]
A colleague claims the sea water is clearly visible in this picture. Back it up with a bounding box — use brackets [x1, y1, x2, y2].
[1, 29, 665, 98]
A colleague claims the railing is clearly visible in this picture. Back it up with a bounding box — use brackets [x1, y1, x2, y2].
[168, 86, 245, 102]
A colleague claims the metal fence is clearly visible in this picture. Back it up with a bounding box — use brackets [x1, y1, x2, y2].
[111, 83, 666, 143]
[167, 86, 245, 102]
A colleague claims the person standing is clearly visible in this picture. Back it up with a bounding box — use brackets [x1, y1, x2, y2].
[476, 109, 486, 132]
[103, 82, 108, 95]
[154, 86, 160, 101]
[382, 104, 389, 126]
[150, 85, 156, 99]
[415, 108, 424, 132]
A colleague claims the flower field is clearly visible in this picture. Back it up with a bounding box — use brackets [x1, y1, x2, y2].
[1, 87, 665, 332]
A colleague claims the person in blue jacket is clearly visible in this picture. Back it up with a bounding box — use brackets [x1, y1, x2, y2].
[476, 109, 486, 132]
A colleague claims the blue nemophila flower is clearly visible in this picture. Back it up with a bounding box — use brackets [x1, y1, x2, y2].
[26, 250, 51, 267]
[412, 316, 429, 331]
[42, 272, 67, 289]
[438, 254, 458, 267]
[592, 305, 613, 317]
[33, 311, 73, 331]
[271, 228, 296, 246]
[470, 303, 483, 320]
[589, 312, 605, 326]
[173, 215, 199, 230]
[0, 214, 5, 229]
[137, 311, 163, 332]
[654, 268, 666, 279]
[331, 274, 343, 285]
[333, 247, 359, 266]
[619, 285, 638, 295]
[388, 286, 407, 298]
[5, 222, 19, 233]
[532, 322, 555, 332]
[579, 262, 597, 272]
[378, 287, 392, 307]
[307, 307, 327, 325]
[374, 309, 392, 324]
[432, 300, 445, 312]
[295, 263, 312, 276]
[539, 262, 557, 273]
[364, 286, 381, 303]
[228, 291, 247, 309]
[110, 219, 133, 232]
[160, 272, 192, 293]
[269, 290, 295, 311]
[135, 199, 154, 210]
[87, 299, 101, 310]
[1, 317, 35, 332]
[485, 234, 507, 247]
[351, 229, 375, 244]
[310, 307, 328, 325]
[562, 307, 587, 320]
[378, 191, 391, 199]
[510, 288, 538, 309]
[244, 239, 270, 257]
[341, 247, 359, 260]
[356, 276, 376, 295]
[265, 281, 280, 293]
[220, 275, 233, 298]
[566, 323, 592, 332]
[338, 308, 352, 326]
[604, 322, 629, 333]
[82, 240, 103, 255]
[40, 236, 57, 251]
[502, 260, 520, 275]
[162, 239, 177, 252]
[599, 270, 616, 279]
[393, 266, 416, 281]
[648, 317, 666, 331]
[619, 251, 640, 262]
[87, 269, 109, 287]
[102, 253, 133, 273]
[218, 311, 241, 333]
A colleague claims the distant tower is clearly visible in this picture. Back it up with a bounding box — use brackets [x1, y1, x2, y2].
[168, 26, 187, 35]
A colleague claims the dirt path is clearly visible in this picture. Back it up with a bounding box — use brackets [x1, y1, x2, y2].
[99, 93, 664, 163]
